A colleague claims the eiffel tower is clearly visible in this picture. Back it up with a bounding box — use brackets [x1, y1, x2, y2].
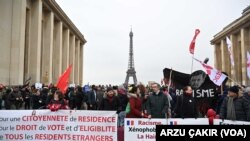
[125, 28, 137, 86]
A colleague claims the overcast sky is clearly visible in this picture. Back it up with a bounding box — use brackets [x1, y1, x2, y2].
[56, 0, 249, 85]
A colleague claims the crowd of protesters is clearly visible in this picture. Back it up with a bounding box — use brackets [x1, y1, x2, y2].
[0, 82, 250, 124]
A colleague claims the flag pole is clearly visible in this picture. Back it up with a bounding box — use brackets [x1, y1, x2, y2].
[191, 54, 194, 73]
[227, 75, 240, 86]
[232, 68, 239, 86]
[167, 68, 173, 93]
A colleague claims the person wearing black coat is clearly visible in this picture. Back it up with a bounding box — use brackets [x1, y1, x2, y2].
[100, 87, 121, 112]
[220, 86, 250, 121]
[32, 90, 46, 109]
[87, 85, 97, 110]
[117, 88, 128, 111]
[2, 88, 12, 109]
[174, 86, 198, 118]
[21, 87, 31, 109]
[75, 86, 84, 109]
[147, 83, 169, 118]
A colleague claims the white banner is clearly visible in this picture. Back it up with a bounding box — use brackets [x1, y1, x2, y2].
[35, 83, 42, 89]
[0, 110, 117, 141]
[166, 118, 209, 125]
[193, 57, 227, 86]
[124, 118, 166, 141]
[214, 119, 250, 125]
[124, 118, 209, 141]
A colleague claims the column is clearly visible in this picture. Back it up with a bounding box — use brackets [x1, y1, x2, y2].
[74, 39, 80, 84]
[241, 28, 250, 85]
[214, 44, 222, 70]
[52, 21, 62, 83]
[24, 8, 31, 86]
[231, 34, 241, 85]
[226, 41, 232, 83]
[41, 11, 54, 84]
[221, 38, 231, 83]
[214, 45, 218, 69]
[0, 0, 12, 85]
[69, 34, 75, 83]
[77, 41, 80, 84]
[230, 35, 235, 84]
[62, 28, 70, 71]
[29, 0, 42, 84]
[221, 39, 226, 71]
[7, 0, 26, 85]
[79, 44, 84, 85]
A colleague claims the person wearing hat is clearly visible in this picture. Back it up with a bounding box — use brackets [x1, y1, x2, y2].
[219, 85, 250, 121]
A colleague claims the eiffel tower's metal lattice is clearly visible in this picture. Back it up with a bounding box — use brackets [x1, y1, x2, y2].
[125, 29, 137, 86]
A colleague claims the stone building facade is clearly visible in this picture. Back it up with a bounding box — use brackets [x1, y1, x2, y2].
[211, 6, 250, 86]
[0, 0, 86, 85]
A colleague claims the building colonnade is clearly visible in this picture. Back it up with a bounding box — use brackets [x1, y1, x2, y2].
[0, 0, 86, 86]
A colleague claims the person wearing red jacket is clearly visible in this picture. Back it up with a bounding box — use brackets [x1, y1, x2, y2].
[47, 90, 69, 111]
[126, 86, 147, 118]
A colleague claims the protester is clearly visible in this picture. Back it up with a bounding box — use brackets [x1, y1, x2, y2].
[2, 88, 12, 109]
[174, 86, 198, 118]
[75, 86, 85, 109]
[162, 86, 172, 117]
[219, 85, 250, 121]
[238, 85, 244, 97]
[138, 84, 147, 101]
[0, 84, 4, 109]
[168, 87, 177, 116]
[126, 86, 145, 118]
[67, 87, 76, 109]
[138, 84, 149, 114]
[21, 86, 31, 109]
[32, 89, 45, 109]
[9, 86, 23, 109]
[45, 86, 57, 106]
[96, 86, 105, 110]
[47, 90, 69, 111]
[216, 85, 229, 114]
[87, 85, 97, 110]
[244, 87, 250, 102]
[146, 83, 169, 118]
[117, 85, 128, 111]
[99, 87, 121, 112]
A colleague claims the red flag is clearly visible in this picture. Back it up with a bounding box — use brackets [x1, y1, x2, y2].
[189, 29, 200, 54]
[56, 64, 73, 94]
